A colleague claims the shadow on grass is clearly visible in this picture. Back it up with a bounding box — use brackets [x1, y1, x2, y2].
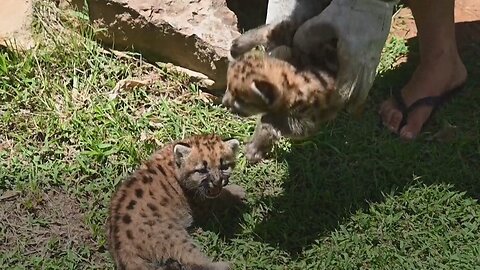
[251, 20, 480, 256]
[192, 197, 251, 240]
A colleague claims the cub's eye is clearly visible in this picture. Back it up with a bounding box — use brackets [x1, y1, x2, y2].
[220, 164, 230, 171]
[219, 158, 232, 171]
[195, 167, 209, 174]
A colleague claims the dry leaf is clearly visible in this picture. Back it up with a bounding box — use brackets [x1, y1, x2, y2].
[113, 78, 150, 92]
[198, 91, 220, 104]
[109, 78, 151, 100]
[139, 131, 148, 142]
[0, 190, 20, 202]
[0, 137, 14, 152]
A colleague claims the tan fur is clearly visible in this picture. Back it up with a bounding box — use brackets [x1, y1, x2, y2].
[107, 134, 244, 270]
[223, 50, 343, 163]
[229, 0, 332, 61]
[225, 53, 340, 118]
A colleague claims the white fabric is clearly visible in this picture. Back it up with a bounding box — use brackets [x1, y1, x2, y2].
[266, 0, 399, 113]
[293, 0, 399, 112]
[265, 0, 297, 24]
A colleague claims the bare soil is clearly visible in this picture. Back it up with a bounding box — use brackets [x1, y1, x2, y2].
[0, 189, 99, 259]
[391, 0, 480, 53]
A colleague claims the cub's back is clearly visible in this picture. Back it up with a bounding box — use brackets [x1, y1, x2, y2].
[107, 134, 239, 270]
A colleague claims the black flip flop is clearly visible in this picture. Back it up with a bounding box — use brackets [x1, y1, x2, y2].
[391, 83, 466, 134]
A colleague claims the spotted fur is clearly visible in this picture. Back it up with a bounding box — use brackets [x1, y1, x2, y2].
[107, 134, 244, 270]
[223, 50, 342, 164]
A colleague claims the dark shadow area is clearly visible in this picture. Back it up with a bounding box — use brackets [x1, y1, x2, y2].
[191, 194, 250, 240]
[195, 207, 249, 240]
[226, 0, 333, 32]
[251, 20, 480, 256]
[226, 0, 268, 32]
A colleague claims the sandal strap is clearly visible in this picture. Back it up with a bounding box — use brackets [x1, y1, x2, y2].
[406, 96, 443, 114]
[391, 82, 466, 133]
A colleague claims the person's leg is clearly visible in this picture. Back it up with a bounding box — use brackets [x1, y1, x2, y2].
[265, 0, 297, 24]
[379, 0, 467, 139]
[266, 0, 330, 24]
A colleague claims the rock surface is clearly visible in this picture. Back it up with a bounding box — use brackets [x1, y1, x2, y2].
[56, 0, 86, 11]
[0, 0, 35, 50]
[88, 0, 242, 90]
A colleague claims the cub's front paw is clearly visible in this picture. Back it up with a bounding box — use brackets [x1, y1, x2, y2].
[224, 184, 246, 203]
[245, 142, 268, 164]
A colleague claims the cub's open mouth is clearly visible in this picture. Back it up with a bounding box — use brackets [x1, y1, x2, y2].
[230, 109, 247, 117]
[206, 186, 222, 198]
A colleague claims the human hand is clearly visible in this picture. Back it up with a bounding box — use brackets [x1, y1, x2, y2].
[293, 0, 399, 113]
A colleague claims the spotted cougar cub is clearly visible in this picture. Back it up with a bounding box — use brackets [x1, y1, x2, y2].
[229, 0, 334, 68]
[223, 51, 342, 164]
[225, 6, 342, 164]
[107, 134, 244, 270]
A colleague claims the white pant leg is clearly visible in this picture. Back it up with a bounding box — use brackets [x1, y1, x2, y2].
[265, 0, 298, 24]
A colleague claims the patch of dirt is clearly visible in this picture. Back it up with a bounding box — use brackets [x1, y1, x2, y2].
[391, 0, 480, 52]
[0, 189, 101, 261]
[0, 135, 14, 153]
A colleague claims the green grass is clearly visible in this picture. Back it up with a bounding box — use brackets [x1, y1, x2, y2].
[1, 2, 479, 269]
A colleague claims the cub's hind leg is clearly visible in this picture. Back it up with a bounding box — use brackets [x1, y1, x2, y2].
[230, 20, 298, 59]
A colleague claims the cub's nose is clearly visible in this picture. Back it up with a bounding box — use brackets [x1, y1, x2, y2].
[208, 178, 223, 188]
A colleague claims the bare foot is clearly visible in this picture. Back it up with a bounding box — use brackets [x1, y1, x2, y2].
[379, 48, 467, 140]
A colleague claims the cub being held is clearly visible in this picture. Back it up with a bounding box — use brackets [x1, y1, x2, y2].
[224, 12, 341, 164]
[107, 134, 245, 270]
[223, 52, 343, 164]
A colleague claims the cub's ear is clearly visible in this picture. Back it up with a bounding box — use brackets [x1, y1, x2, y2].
[223, 138, 240, 154]
[173, 143, 192, 166]
[250, 80, 278, 105]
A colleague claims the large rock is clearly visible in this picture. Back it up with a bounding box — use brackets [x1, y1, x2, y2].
[88, 0, 243, 90]
[0, 0, 35, 50]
